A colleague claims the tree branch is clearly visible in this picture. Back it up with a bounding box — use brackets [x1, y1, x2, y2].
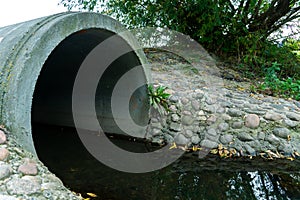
[252, 0, 263, 21]
[236, 0, 246, 16]
[267, 14, 300, 35]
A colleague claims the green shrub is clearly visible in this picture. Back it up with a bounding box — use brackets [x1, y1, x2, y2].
[255, 62, 300, 100]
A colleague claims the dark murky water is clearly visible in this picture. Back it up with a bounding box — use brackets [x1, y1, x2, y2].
[32, 124, 300, 200]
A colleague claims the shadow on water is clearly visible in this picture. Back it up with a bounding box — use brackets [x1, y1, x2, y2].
[32, 124, 300, 200]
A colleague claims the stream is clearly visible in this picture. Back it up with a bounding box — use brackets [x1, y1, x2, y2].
[32, 124, 300, 200]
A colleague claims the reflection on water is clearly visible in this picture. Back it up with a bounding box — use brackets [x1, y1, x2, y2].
[32, 124, 300, 200]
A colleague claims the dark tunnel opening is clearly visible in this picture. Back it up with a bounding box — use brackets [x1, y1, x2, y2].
[31, 28, 150, 191]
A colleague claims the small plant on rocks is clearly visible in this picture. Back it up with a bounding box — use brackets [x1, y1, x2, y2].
[148, 84, 171, 115]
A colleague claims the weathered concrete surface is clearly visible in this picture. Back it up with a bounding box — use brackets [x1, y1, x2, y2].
[0, 12, 150, 153]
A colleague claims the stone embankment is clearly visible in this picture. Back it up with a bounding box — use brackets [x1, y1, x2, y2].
[146, 49, 300, 159]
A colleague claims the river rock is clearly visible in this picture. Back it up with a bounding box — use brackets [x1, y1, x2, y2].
[278, 143, 294, 155]
[169, 105, 177, 112]
[228, 108, 243, 117]
[174, 134, 190, 145]
[265, 134, 281, 145]
[273, 127, 290, 139]
[191, 135, 201, 144]
[286, 112, 300, 121]
[206, 115, 217, 124]
[0, 130, 6, 144]
[6, 175, 41, 195]
[181, 97, 189, 105]
[218, 123, 229, 132]
[194, 90, 204, 99]
[244, 144, 256, 155]
[205, 97, 217, 105]
[0, 164, 11, 180]
[207, 128, 217, 136]
[183, 130, 193, 138]
[283, 119, 298, 128]
[169, 123, 181, 132]
[237, 132, 254, 141]
[191, 100, 200, 110]
[264, 111, 284, 121]
[151, 128, 161, 136]
[221, 114, 232, 121]
[200, 139, 218, 149]
[203, 105, 216, 113]
[171, 114, 180, 122]
[232, 121, 243, 129]
[219, 134, 233, 144]
[257, 132, 265, 140]
[244, 114, 260, 129]
[182, 115, 194, 125]
[169, 95, 179, 103]
[0, 148, 9, 161]
[18, 160, 38, 175]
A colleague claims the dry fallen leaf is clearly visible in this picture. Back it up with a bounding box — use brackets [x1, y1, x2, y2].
[287, 157, 295, 161]
[210, 149, 218, 154]
[169, 142, 177, 149]
[87, 193, 97, 198]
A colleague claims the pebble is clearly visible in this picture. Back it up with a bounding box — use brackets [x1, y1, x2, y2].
[169, 123, 181, 132]
[205, 97, 217, 105]
[207, 128, 217, 136]
[0, 148, 9, 161]
[206, 115, 217, 124]
[244, 144, 256, 155]
[18, 162, 38, 175]
[286, 112, 300, 121]
[6, 175, 41, 195]
[283, 119, 298, 128]
[198, 116, 207, 121]
[265, 134, 281, 145]
[232, 121, 243, 129]
[169, 105, 177, 112]
[171, 114, 180, 122]
[273, 127, 290, 139]
[150, 128, 161, 136]
[265, 111, 284, 121]
[191, 100, 200, 110]
[0, 130, 6, 144]
[182, 115, 194, 125]
[0, 164, 11, 180]
[219, 134, 233, 144]
[183, 130, 194, 138]
[218, 123, 229, 132]
[169, 96, 179, 103]
[257, 132, 265, 140]
[203, 105, 216, 113]
[200, 139, 218, 149]
[237, 132, 254, 141]
[174, 134, 190, 145]
[221, 114, 232, 121]
[181, 97, 189, 105]
[228, 108, 243, 117]
[244, 114, 260, 129]
[191, 135, 201, 144]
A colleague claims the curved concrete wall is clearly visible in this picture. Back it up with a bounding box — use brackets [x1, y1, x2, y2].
[0, 12, 150, 153]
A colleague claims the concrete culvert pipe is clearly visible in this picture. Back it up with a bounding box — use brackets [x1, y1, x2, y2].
[0, 12, 150, 154]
